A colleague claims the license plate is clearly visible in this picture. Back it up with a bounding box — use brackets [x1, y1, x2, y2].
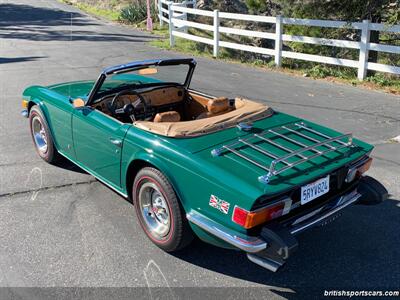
[301, 175, 330, 205]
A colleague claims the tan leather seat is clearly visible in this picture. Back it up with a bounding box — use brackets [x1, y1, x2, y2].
[153, 111, 181, 122]
[196, 97, 231, 119]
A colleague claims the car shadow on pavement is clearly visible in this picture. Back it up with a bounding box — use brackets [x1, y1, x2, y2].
[0, 56, 46, 64]
[172, 198, 400, 293]
[0, 3, 157, 43]
[54, 157, 87, 174]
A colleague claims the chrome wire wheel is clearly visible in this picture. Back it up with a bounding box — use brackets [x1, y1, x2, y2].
[138, 181, 171, 239]
[31, 116, 48, 154]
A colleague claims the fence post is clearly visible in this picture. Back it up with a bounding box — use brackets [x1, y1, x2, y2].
[168, 2, 175, 47]
[357, 19, 370, 81]
[213, 9, 219, 58]
[183, 0, 188, 33]
[158, 0, 163, 27]
[274, 15, 283, 67]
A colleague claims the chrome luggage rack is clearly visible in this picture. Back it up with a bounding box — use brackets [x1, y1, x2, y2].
[211, 122, 353, 184]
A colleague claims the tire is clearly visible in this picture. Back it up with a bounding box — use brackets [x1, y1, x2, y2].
[29, 106, 58, 164]
[133, 167, 193, 252]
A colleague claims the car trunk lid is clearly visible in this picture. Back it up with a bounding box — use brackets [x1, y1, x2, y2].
[175, 112, 373, 196]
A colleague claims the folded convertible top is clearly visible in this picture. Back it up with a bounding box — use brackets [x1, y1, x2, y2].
[133, 98, 273, 138]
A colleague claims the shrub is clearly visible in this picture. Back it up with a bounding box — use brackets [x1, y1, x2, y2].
[119, 1, 158, 24]
[367, 73, 395, 86]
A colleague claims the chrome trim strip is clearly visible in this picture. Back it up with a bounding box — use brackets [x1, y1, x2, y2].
[187, 89, 215, 98]
[58, 151, 128, 198]
[290, 191, 361, 235]
[345, 156, 371, 183]
[282, 197, 292, 215]
[186, 210, 267, 253]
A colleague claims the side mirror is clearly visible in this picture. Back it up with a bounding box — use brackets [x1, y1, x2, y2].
[72, 98, 85, 108]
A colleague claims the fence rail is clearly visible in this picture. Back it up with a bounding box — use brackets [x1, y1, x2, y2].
[156, 1, 400, 80]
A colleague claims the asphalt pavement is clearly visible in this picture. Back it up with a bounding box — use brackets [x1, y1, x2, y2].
[0, 0, 399, 299]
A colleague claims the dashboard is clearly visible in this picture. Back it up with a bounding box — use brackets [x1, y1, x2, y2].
[93, 86, 186, 115]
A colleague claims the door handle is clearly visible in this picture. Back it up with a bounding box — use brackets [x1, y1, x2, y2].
[109, 138, 122, 147]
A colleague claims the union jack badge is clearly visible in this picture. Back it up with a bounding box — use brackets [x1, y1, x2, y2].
[209, 195, 230, 214]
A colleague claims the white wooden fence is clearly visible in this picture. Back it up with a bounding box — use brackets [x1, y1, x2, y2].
[156, 1, 400, 80]
[158, 0, 196, 29]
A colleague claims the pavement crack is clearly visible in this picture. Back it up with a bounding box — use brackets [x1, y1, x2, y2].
[371, 155, 400, 167]
[0, 180, 97, 199]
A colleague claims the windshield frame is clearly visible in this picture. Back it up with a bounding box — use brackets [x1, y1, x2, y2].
[86, 58, 196, 106]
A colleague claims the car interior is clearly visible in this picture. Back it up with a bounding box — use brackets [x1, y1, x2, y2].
[92, 85, 236, 123]
[91, 84, 273, 137]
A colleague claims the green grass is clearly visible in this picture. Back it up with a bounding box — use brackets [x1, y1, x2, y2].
[60, 1, 120, 21]
[149, 28, 244, 60]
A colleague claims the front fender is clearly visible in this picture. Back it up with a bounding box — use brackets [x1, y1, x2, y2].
[23, 92, 59, 150]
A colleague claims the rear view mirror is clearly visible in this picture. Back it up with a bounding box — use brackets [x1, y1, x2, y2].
[138, 68, 158, 75]
[73, 98, 85, 108]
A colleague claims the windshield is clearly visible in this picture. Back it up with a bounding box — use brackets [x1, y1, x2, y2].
[98, 64, 190, 94]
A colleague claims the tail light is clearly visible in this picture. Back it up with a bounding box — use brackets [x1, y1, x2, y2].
[357, 157, 373, 174]
[232, 198, 292, 229]
[346, 157, 373, 183]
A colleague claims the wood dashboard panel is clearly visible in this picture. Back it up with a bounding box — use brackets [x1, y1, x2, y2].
[93, 86, 185, 113]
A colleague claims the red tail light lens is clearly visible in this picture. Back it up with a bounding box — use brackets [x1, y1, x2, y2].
[232, 198, 291, 229]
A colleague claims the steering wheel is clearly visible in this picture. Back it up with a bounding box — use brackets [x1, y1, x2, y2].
[109, 89, 148, 121]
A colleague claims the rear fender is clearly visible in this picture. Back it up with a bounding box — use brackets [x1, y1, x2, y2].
[123, 151, 186, 208]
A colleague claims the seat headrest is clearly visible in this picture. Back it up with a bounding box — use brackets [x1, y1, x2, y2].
[207, 97, 229, 114]
[153, 111, 181, 123]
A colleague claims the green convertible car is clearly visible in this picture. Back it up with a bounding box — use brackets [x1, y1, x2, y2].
[22, 58, 387, 271]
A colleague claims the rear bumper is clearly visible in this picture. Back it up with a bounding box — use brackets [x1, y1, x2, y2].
[289, 189, 361, 235]
[187, 176, 387, 272]
[186, 211, 267, 253]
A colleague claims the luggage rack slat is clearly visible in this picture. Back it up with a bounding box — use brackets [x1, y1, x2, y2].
[268, 129, 323, 154]
[267, 141, 351, 181]
[294, 122, 348, 146]
[223, 146, 270, 172]
[211, 122, 353, 184]
[269, 133, 352, 172]
[281, 126, 336, 150]
[254, 134, 307, 159]
[238, 139, 291, 166]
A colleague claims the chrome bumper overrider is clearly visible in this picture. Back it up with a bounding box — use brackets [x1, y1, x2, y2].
[187, 189, 362, 272]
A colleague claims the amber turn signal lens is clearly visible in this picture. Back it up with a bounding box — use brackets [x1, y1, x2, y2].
[232, 202, 287, 229]
[22, 100, 28, 108]
[357, 157, 372, 175]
